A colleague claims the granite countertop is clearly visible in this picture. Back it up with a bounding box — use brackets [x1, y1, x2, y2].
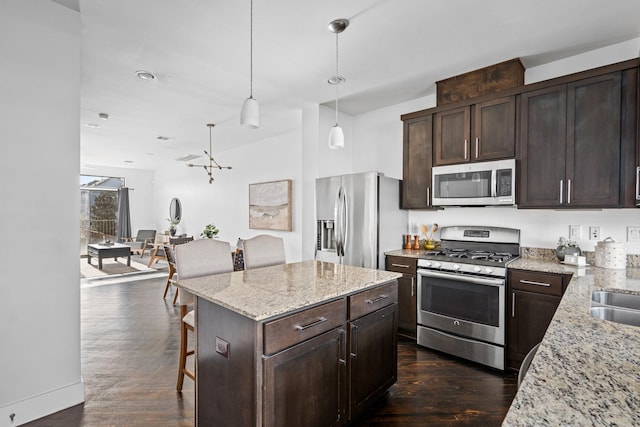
[176, 260, 401, 321]
[503, 258, 640, 426]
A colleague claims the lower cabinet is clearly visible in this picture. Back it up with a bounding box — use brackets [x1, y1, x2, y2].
[348, 303, 398, 421]
[263, 328, 346, 427]
[385, 255, 417, 339]
[506, 269, 572, 371]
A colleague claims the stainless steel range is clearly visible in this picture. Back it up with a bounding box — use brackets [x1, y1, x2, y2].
[416, 225, 520, 370]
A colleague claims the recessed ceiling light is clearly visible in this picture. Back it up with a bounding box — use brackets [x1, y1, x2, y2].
[135, 70, 156, 80]
[98, 112, 109, 120]
[84, 123, 101, 128]
[156, 136, 175, 141]
[175, 154, 201, 162]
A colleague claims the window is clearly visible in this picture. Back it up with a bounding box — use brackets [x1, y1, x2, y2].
[80, 175, 125, 255]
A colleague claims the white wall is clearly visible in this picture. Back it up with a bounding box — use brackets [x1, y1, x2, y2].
[0, 2, 84, 425]
[153, 129, 304, 262]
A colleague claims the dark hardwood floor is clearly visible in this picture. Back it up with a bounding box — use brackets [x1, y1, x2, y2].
[24, 275, 517, 426]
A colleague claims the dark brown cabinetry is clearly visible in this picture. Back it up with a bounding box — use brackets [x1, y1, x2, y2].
[506, 269, 572, 371]
[385, 255, 417, 338]
[434, 96, 516, 166]
[401, 115, 433, 208]
[197, 277, 398, 426]
[519, 69, 637, 208]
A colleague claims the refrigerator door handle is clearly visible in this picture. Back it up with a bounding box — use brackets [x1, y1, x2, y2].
[342, 188, 348, 255]
[334, 187, 343, 256]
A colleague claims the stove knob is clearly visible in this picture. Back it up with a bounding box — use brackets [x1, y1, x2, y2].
[484, 267, 493, 274]
[433, 262, 442, 268]
[473, 266, 482, 273]
[452, 264, 460, 270]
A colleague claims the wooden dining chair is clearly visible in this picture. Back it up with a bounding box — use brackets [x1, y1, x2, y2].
[161, 236, 195, 303]
[174, 238, 234, 392]
[242, 234, 286, 269]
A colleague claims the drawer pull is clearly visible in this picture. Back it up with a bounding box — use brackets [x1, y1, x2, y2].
[294, 317, 327, 331]
[391, 263, 410, 268]
[366, 295, 388, 304]
[520, 279, 551, 287]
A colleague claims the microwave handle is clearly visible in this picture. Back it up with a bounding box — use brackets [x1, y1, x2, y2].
[636, 166, 640, 201]
[491, 169, 497, 198]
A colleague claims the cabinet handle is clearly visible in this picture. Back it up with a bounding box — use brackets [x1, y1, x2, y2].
[350, 324, 358, 358]
[426, 187, 430, 206]
[567, 179, 572, 204]
[339, 328, 347, 365]
[520, 279, 551, 287]
[475, 137, 479, 159]
[366, 295, 389, 305]
[411, 277, 415, 297]
[294, 316, 327, 331]
[391, 263, 410, 268]
[559, 180, 564, 204]
[464, 139, 468, 160]
[636, 166, 640, 201]
[511, 292, 516, 317]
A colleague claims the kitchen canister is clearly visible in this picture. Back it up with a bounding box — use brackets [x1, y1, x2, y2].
[594, 237, 626, 269]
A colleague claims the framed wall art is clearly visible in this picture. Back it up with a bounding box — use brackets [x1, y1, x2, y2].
[248, 179, 292, 231]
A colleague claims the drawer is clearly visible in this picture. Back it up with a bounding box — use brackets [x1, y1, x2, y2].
[263, 299, 346, 355]
[349, 281, 398, 320]
[385, 255, 417, 275]
[509, 270, 566, 297]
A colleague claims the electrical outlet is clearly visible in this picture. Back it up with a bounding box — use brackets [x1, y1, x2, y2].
[589, 226, 601, 240]
[569, 225, 582, 240]
[627, 226, 640, 242]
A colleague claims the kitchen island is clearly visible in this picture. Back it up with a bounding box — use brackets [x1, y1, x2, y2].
[177, 260, 401, 427]
[502, 258, 640, 426]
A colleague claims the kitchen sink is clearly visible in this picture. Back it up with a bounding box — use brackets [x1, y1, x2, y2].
[589, 306, 640, 327]
[591, 291, 640, 311]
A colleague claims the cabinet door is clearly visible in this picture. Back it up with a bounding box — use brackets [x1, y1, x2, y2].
[349, 303, 398, 421]
[565, 72, 622, 207]
[506, 290, 560, 370]
[518, 85, 567, 207]
[402, 115, 433, 209]
[473, 96, 516, 161]
[397, 274, 417, 338]
[434, 106, 471, 165]
[263, 328, 346, 427]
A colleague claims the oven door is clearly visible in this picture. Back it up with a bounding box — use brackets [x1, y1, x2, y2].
[417, 269, 505, 345]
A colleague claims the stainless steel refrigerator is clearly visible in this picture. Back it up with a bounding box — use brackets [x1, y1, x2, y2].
[315, 172, 407, 269]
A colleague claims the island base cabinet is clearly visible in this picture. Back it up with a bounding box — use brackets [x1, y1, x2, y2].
[348, 303, 398, 421]
[263, 328, 346, 427]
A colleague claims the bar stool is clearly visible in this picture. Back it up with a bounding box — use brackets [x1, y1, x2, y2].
[242, 234, 286, 269]
[174, 239, 234, 391]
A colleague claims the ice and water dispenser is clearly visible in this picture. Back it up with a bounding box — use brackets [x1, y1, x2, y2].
[316, 220, 336, 252]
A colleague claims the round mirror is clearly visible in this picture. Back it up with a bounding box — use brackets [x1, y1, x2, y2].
[169, 198, 182, 224]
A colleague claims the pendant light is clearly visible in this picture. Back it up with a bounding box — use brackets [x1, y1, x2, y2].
[187, 124, 232, 184]
[240, 0, 259, 129]
[328, 18, 349, 150]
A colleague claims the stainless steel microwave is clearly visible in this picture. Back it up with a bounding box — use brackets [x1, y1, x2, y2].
[431, 159, 516, 206]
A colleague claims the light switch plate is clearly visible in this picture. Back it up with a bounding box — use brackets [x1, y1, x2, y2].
[627, 226, 640, 242]
[569, 225, 582, 240]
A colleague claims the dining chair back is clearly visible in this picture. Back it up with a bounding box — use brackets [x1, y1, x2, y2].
[173, 238, 234, 391]
[162, 236, 195, 303]
[242, 234, 286, 269]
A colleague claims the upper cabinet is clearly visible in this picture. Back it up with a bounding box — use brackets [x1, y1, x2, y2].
[434, 96, 516, 166]
[401, 114, 433, 209]
[519, 69, 637, 208]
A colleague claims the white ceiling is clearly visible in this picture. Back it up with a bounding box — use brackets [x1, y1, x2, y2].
[70, 0, 640, 171]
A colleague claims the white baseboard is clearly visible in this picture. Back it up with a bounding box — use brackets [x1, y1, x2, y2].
[0, 380, 85, 427]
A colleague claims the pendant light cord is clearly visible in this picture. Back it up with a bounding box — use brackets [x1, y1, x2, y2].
[334, 31, 339, 125]
[249, 0, 253, 98]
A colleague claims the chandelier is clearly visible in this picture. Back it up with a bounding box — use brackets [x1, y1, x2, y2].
[187, 124, 232, 184]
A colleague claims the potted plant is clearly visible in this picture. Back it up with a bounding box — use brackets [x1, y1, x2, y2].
[556, 237, 581, 261]
[167, 218, 179, 236]
[201, 223, 220, 239]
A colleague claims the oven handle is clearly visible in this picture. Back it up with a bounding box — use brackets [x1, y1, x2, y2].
[418, 269, 504, 287]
